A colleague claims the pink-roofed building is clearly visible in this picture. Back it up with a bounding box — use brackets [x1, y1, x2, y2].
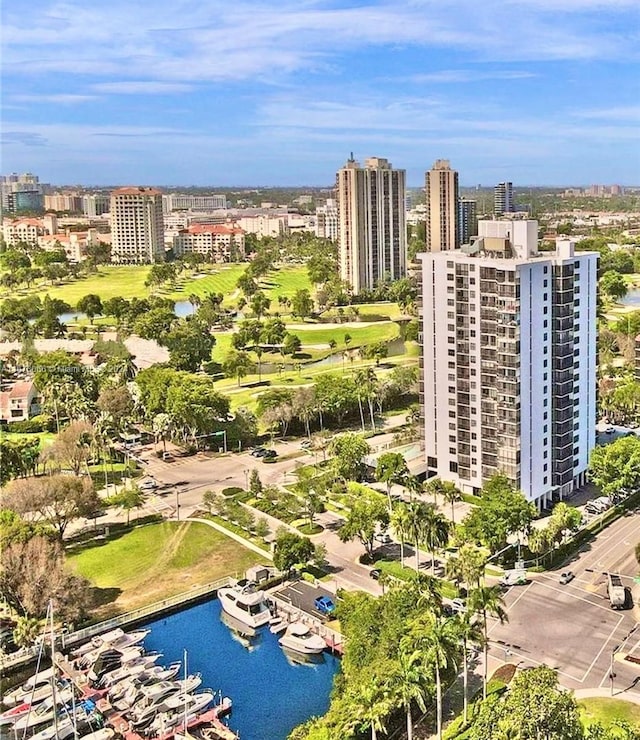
[0, 380, 42, 422]
[37, 228, 100, 263]
[2, 215, 57, 247]
[173, 222, 245, 262]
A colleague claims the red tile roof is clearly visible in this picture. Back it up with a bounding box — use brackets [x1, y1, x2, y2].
[9, 380, 36, 398]
[180, 223, 244, 236]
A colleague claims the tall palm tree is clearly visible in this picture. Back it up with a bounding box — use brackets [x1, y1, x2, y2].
[421, 504, 451, 575]
[390, 504, 411, 567]
[468, 585, 508, 699]
[405, 501, 426, 570]
[424, 477, 446, 505]
[441, 481, 462, 523]
[357, 679, 392, 740]
[452, 612, 485, 724]
[405, 474, 422, 502]
[446, 544, 486, 590]
[394, 649, 431, 740]
[402, 613, 458, 740]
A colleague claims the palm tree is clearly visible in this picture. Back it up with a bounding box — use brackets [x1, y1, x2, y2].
[468, 585, 508, 699]
[405, 501, 426, 570]
[440, 481, 462, 523]
[446, 543, 486, 590]
[394, 649, 431, 740]
[452, 612, 485, 725]
[12, 616, 41, 648]
[424, 477, 446, 505]
[357, 679, 392, 740]
[390, 504, 411, 567]
[375, 451, 409, 511]
[255, 346, 263, 382]
[405, 474, 422, 502]
[402, 613, 458, 740]
[421, 504, 451, 575]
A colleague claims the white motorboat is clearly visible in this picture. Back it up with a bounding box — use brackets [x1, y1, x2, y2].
[87, 645, 145, 684]
[27, 704, 103, 740]
[129, 676, 203, 729]
[0, 678, 70, 716]
[108, 662, 181, 703]
[94, 651, 162, 689]
[218, 580, 271, 629]
[11, 687, 76, 733]
[71, 628, 126, 657]
[77, 629, 150, 669]
[2, 667, 56, 707]
[120, 674, 199, 715]
[278, 622, 326, 655]
[145, 691, 215, 737]
[281, 645, 326, 668]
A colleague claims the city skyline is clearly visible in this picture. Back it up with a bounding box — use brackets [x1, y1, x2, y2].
[2, 0, 639, 186]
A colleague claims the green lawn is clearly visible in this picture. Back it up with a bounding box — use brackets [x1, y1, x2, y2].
[68, 521, 265, 617]
[0, 431, 56, 446]
[578, 697, 640, 729]
[172, 264, 311, 305]
[291, 321, 400, 348]
[25, 266, 152, 306]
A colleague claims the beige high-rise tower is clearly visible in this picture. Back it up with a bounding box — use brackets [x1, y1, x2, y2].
[425, 159, 459, 251]
[110, 187, 164, 264]
[337, 155, 407, 294]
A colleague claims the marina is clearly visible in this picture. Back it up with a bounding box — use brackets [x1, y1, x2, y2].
[1, 594, 340, 740]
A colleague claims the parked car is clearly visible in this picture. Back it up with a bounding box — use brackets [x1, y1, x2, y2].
[369, 568, 381, 580]
[139, 478, 158, 490]
[314, 595, 336, 616]
[262, 450, 277, 460]
[605, 427, 615, 434]
[250, 447, 267, 457]
[300, 440, 312, 449]
[375, 533, 392, 544]
[451, 598, 467, 614]
[559, 571, 574, 585]
[162, 452, 174, 462]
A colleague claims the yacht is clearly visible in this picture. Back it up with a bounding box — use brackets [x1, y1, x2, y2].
[94, 651, 162, 689]
[145, 691, 215, 737]
[217, 580, 271, 629]
[2, 667, 56, 707]
[10, 688, 76, 733]
[108, 662, 181, 703]
[87, 645, 145, 685]
[76, 629, 149, 669]
[281, 646, 326, 668]
[71, 628, 126, 657]
[129, 676, 203, 730]
[27, 704, 104, 740]
[278, 622, 326, 655]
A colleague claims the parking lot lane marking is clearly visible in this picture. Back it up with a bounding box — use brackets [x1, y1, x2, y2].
[581, 614, 625, 684]
[289, 586, 304, 595]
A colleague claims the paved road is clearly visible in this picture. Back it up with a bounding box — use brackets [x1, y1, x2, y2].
[486, 511, 640, 693]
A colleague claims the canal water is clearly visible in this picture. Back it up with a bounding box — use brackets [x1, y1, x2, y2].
[141, 599, 339, 740]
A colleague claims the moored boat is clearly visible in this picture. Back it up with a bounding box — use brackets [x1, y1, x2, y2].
[2, 667, 56, 707]
[144, 691, 215, 737]
[278, 622, 326, 655]
[218, 580, 271, 629]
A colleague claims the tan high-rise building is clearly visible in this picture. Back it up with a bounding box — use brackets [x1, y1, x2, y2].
[110, 187, 164, 264]
[337, 156, 407, 294]
[425, 159, 459, 251]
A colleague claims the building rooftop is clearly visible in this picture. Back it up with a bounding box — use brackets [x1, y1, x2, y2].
[112, 187, 162, 196]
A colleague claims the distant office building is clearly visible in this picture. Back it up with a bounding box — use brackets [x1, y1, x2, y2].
[425, 159, 459, 251]
[336, 155, 407, 293]
[83, 194, 111, 217]
[173, 223, 245, 262]
[315, 198, 339, 242]
[1, 173, 45, 214]
[418, 220, 598, 508]
[162, 194, 227, 213]
[494, 182, 514, 216]
[458, 198, 477, 246]
[110, 187, 164, 264]
[44, 193, 83, 213]
[236, 214, 287, 239]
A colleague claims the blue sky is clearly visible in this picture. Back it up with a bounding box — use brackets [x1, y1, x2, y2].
[2, 0, 639, 186]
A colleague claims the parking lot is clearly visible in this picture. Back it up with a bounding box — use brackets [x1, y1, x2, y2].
[273, 581, 338, 622]
[487, 511, 640, 692]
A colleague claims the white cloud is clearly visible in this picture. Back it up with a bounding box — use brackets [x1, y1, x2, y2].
[408, 70, 537, 83]
[573, 105, 640, 122]
[11, 93, 97, 103]
[91, 81, 194, 94]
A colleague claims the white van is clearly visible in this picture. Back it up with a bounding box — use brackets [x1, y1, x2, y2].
[500, 569, 527, 587]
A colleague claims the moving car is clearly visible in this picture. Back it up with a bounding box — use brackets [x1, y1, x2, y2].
[139, 478, 158, 491]
[559, 571, 574, 585]
[314, 596, 336, 617]
[161, 452, 174, 462]
[250, 447, 267, 457]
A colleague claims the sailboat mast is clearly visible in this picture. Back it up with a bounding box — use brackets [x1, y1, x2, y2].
[183, 649, 188, 732]
[50, 603, 59, 740]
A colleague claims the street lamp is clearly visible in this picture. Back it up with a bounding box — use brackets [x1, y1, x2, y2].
[175, 487, 181, 522]
[610, 623, 639, 696]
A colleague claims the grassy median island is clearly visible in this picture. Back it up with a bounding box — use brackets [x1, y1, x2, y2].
[578, 697, 640, 729]
[67, 521, 266, 619]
